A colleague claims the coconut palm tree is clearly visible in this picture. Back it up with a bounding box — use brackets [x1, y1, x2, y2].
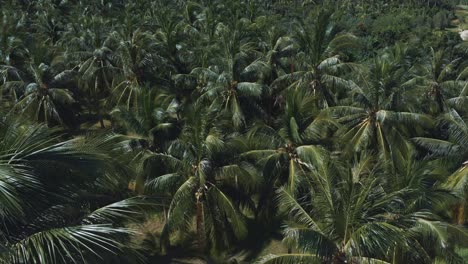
[111, 86, 181, 195]
[0, 114, 150, 263]
[32, 6, 65, 47]
[190, 22, 267, 129]
[111, 86, 180, 152]
[241, 87, 336, 228]
[271, 9, 360, 108]
[0, 6, 29, 106]
[330, 52, 434, 170]
[63, 16, 118, 128]
[258, 154, 467, 264]
[0, 7, 27, 66]
[446, 73, 467, 113]
[412, 108, 468, 226]
[411, 48, 467, 115]
[147, 4, 191, 74]
[109, 27, 159, 110]
[1, 61, 76, 126]
[242, 26, 297, 121]
[412, 109, 467, 162]
[1, 0, 468, 262]
[142, 106, 255, 256]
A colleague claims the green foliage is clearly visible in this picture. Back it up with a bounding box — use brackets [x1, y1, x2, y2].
[0, 0, 467, 263]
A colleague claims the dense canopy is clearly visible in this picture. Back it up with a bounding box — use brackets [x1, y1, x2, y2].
[0, 0, 467, 263]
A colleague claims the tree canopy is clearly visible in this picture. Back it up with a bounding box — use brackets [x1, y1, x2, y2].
[0, 0, 467, 263]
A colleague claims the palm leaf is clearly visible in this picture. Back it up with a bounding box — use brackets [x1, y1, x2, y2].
[164, 177, 197, 234]
[256, 254, 322, 264]
[276, 188, 322, 232]
[207, 185, 247, 239]
[6, 225, 133, 264]
[145, 173, 183, 195]
[83, 197, 154, 224]
[236, 82, 263, 98]
[283, 227, 337, 258]
[0, 164, 39, 218]
[411, 137, 459, 156]
[346, 222, 407, 258]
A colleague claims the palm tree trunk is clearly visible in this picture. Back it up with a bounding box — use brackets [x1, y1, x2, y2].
[135, 173, 145, 195]
[289, 57, 295, 73]
[196, 200, 206, 253]
[99, 114, 105, 128]
[453, 200, 466, 225]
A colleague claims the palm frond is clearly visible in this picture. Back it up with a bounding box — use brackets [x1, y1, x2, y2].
[0, 164, 39, 218]
[164, 177, 197, 234]
[411, 137, 459, 157]
[283, 227, 337, 258]
[236, 82, 263, 98]
[83, 197, 154, 224]
[346, 222, 407, 258]
[256, 253, 322, 264]
[145, 173, 183, 195]
[276, 188, 322, 232]
[376, 110, 434, 128]
[5, 225, 134, 264]
[207, 185, 247, 239]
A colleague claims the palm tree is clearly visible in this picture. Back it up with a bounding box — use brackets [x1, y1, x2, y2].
[241, 87, 335, 227]
[243, 26, 297, 121]
[2, 62, 76, 126]
[64, 16, 118, 128]
[446, 74, 467, 113]
[191, 22, 266, 129]
[258, 154, 467, 264]
[111, 86, 181, 195]
[0, 114, 149, 263]
[146, 4, 190, 74]
[142, 106, 254, 256]
[111, 86, 180, 153]
[412, 48, 467, 115]
[0, 7, 28, 106]
[0, 7, 27, 66]
[32, 5, 65, 47]
[248, 27, 296, 85]
[412, 109, 467, 163]
[330, 52, 434, 170]
[109, 27, 159, 110]
[1, 0, 467, 262]
[412, 108, 468, 225]
[271, 9, 360, 108]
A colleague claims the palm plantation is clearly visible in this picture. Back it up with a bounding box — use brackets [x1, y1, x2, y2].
[0, 0, 467, 263]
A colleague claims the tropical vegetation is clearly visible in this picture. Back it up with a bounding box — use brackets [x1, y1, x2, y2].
[0, 0, 467, 263]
